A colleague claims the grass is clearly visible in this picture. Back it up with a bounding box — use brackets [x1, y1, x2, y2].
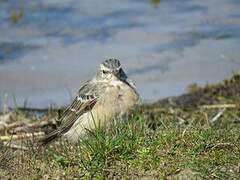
[0, 73, 240, 179]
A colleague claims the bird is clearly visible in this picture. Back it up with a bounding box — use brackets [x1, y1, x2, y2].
[40, 58, 139, 145]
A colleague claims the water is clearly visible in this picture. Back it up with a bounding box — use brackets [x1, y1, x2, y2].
[0, 0, 240, 108]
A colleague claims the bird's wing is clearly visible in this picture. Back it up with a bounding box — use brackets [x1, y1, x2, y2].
[58, 80, 106, 134]
[40, 80, 106, 145]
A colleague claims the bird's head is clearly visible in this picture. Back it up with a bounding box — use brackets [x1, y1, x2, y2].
[97, 58, 136, 89]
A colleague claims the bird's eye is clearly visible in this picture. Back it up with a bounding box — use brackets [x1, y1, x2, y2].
[102, 70, 108, 74]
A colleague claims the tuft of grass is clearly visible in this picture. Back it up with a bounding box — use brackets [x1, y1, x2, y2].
[0, 107, 239, 179]
[10, 8, 24, 24]
[186, 83, 201, 93]
[151, 0, 163, 6]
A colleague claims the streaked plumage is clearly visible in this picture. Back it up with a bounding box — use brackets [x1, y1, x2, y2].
[40, 58, 139, 145]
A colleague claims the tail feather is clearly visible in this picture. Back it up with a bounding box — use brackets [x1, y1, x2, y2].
[39, 130, 60, 146]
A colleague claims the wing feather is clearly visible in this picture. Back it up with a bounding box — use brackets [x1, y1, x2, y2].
[40, 80, 106, 145]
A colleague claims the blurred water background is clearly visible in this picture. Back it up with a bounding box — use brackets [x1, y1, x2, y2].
[0, 0, 240, 108]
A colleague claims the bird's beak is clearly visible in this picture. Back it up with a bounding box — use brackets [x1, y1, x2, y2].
[111, 71, 118, 76]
